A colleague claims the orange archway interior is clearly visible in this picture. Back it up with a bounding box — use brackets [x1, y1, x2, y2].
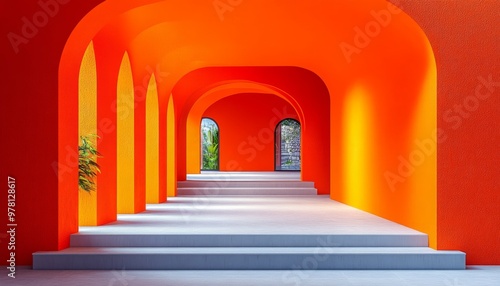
[54, 0, 440, 261]
[203, 93, 302, 172]
[182, 81, 304, 176]
[173, 68, 330, 196]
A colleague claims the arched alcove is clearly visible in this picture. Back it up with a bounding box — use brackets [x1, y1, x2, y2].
[78, 41, 98, 226]
[166, 95, 176, 197]
[200, 118, 220, 171]
[275, 119, 301, 171]
[145, 74, 160, 203]
[116, 52, 136, 214]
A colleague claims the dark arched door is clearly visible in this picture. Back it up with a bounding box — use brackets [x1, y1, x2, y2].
[275, 119, 301, 171]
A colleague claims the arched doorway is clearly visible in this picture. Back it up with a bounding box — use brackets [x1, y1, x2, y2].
[200, 118, 219, 171]
[275, 119, 301, 171]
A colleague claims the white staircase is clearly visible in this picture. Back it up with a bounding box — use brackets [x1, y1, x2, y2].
[180, 171, 316, 196]
[186, 171, 302, 181]
[178, 180, 317, 196]
[33, 174, 465, 270]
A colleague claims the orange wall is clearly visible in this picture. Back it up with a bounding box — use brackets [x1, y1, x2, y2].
[0, 0, 498, 266]
[203, 93, 299, 171]
[394, 0, 500, 264]
[92, 35, 122, 225]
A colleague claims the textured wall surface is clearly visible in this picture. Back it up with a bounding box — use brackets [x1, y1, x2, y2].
[394, 0, 500, 264]
[1, 0, 106, 265]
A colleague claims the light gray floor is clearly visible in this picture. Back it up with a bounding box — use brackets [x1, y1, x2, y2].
[35, 196, 463, 271]
[17, 195, 497, 282]
[2, 266, 499, 286]
[78, 196, 424, 235]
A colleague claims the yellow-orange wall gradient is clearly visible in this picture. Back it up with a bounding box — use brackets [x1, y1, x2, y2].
[78, 41, 98, 226]
[116, 52, 136, 213]
[342, 85, 375, 212]
[167, 96, 176, 197]
[145, 75, 160, 203]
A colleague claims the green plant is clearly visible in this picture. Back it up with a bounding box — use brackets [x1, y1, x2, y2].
[78, 135, 101, 192]
[202, 126, 219, 170]
[281, 119, 300, 141]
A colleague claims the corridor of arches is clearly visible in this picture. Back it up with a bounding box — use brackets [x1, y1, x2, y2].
[20, 0, 500, 268]
[60, 0, 435, 248]
[3, 0, 499, 269]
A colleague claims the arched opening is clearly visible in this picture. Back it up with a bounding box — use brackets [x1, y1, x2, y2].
[145, 74, 160, 203]
[116, 51, 136, 214]
[200, 118, 219, 171]
[53, 0, 440, 260]
[78, 41, 98, 226]
[275, 119, 301, 171]
[178, 78, 312, 178]
[167, 95, 176, 197]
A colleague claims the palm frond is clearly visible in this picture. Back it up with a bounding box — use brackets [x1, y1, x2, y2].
[78, 134, 102, 193]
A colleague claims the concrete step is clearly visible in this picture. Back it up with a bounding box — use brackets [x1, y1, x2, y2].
[178, 180, 315, 188]
[187, 172, 301, 181]
[33, 247, 465, 270]
[178, 180, 316, 196]
[70, 233, 428, 248]
[177, 187, 317, 196]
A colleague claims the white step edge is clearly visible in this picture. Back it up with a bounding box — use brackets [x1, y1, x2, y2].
[33, 247, 466, 270]
[70, 233, 429, 247]
[177, 187, 317, 196]
[186, 173, 301, 181]
[177, 181, 315, 187]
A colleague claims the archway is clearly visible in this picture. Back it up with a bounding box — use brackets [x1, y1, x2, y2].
[174, 72, 329, 196]
[200, 118, 219, 171]
[77, 41, 98, 226]
[275, 119, 301, 171]
[56, 0, 437, 255]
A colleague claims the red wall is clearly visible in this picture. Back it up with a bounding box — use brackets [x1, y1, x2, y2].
[0, 0, 105, 265]
[203, 93, 299, 171]
[394, 0, 500, 265]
